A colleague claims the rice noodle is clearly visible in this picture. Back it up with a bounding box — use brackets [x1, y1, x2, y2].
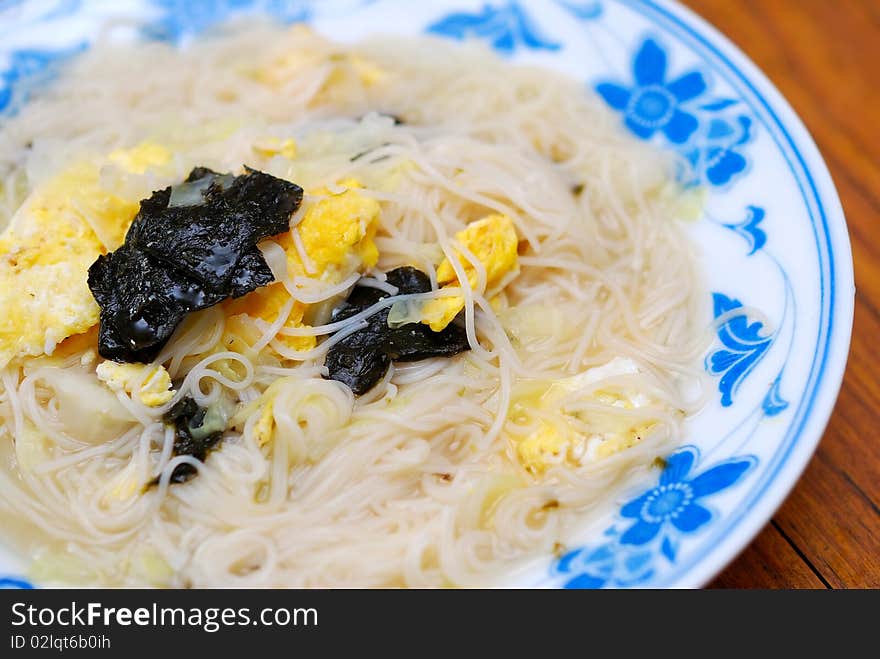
[0, 23, 710, 587]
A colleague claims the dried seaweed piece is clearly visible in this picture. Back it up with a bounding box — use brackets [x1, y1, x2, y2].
[385, 322, 469, 362]
[126, 169, 301, 291]
[325, 266, 470, 394]
[156, 397, 224, 484]
[185, 166, 223, 184]
[89, 167, 303, 362]
[324, 283, 390, 395]
[228, 249, 275, 298]
[384, 267, 468, 361]
[324, 338, 390, 396]
[129, 201, 257, 288]
[88, 244, 225, 363]
[215, 167, 303, 235]
[385, 265, 431, 292]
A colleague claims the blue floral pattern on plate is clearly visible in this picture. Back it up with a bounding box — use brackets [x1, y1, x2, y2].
[0, 576, 33, 589]
[596, 37, 704, 144]
[553, 446, 756, 588]
[0, 0, 83, 26]
[762, 375, 790, 417]
[722, 205, 766, 255]
[595, 36, 753, 188]
[683, 114, 752, 186]
[619, 447, 754, 545]
[0, 44, 85, 114]
[144, 0, 311, 41]
[426, 1, 605, 55]
[707, 293, 774, 408]
[557, 0, 603, 20]
[427, 2, 561, 54]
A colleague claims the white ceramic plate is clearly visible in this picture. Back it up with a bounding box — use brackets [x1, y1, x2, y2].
[0, 0, 854, 589]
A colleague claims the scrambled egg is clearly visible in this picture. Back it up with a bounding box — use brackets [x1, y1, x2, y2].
[96, 361, 175, 407]
[253, 399, 275, 448]
[252, 136, 298, 160]
[509, 358, 658, 474]
[292, 178, 380, 280]
[0, 143, 172, 368]
[107, 142, 172, 175]
[229, 382, 279, 448]
[224, 283, 316, 353]
[256, 28, 387, 101]
[103, 461, 142, 502]
[225, 178, 380, 354]
[421, 213, 519, 331]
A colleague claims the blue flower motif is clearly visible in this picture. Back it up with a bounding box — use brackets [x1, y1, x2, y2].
[43, 0, 82, 20]
[556, 544, 613, 589]
[550, 446, 756, 587]
[554, 539, 654, 589]
[707, 293, 773, 407]
[0, 576, 34, 589]
[0, 0, 25, 12]
[0, 0, 82, 27]
[619, 447, 755, 546]
[556, 0, 603, 20]
[144, 0, 257, 41]
[596, 37, 706, 144]
[0, 45, 85, 115]
[722, 205, 766, 255]
[762, 374, 789, 416]
[684, 115, 753, 187]
[261, 0, 312, 23]
[427, 3, 561, 55]
[143, 0, 373, 42]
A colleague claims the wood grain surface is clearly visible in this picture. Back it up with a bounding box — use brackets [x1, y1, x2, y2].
[677, 0, 879, 589]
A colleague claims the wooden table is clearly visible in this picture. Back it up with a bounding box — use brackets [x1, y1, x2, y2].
[677, 0, 879, 588]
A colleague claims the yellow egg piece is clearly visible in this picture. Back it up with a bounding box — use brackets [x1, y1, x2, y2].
[349, 55, 388, 87]
[104, 461, 142, 502]
[225, 179, 380, 357]
[253, 399, 275, 448]
[96, 360, 175, 407]
[0, 143, 171, 368]
[418, 295, 465, 333]
[422, 213, 519, 331]
[108, 142, 172, 175]
[435, 213, 519, 287]
[223, 282, 317, 353]
[252, 136, 298, 160]
[515, 421, 571, 474]
[507, 358, 660, 474]
[291, 178, 380, 280]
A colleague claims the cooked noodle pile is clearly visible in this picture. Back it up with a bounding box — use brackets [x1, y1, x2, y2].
[0, 23, 708, 586]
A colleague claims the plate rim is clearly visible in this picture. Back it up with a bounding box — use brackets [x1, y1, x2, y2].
[0, 0, 856, 589]
[630, 0, 854, 587]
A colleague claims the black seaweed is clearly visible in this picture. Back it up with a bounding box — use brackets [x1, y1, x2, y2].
[154, 397, 224, 484]
[89, 244, 226, 362]
[325, 266, 470, 395]
[125, 168, 300, 291]
[88, 167, 303, 362]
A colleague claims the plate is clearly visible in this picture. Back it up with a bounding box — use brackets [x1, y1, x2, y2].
[0, 0, 854, 589]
